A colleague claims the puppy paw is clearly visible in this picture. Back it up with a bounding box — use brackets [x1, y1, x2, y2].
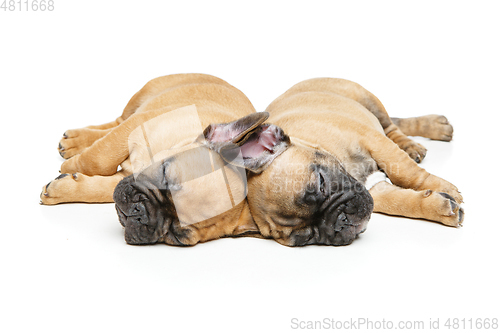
[419, 174, 464, 205]
[420, 115, 454, 142]
[58, 128, 106, 159]
[424, 190, 464, 227]
[399, 140, 427, 163]
[58, 129, 86, 159]
[435, 185, 463, 205]
[40, 173, 80, 205]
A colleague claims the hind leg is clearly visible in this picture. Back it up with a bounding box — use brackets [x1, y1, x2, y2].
[58, 115, 128, 159]
[59, 106, 182, 177]
[57, 74, 228, 159]
[348, 86, 428, 163]
[391, 115, 453, 141]
[382, 124, 428, 163]
[58, 128, 112, 159]
[56, 80, 148, 159]
[292, 78, 429, 163]
[56, 76, 163, 159]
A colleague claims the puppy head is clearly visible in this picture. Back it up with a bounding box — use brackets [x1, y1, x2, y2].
[246, 146, 373, 246]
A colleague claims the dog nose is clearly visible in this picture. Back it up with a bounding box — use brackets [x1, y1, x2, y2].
[113, 176, 134, 204]
[126, 202, 149, 225]
[115, 194, 150, 227]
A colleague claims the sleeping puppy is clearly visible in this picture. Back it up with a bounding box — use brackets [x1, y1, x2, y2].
[250, 78, 462, 246]
[41, 74, 463, 246]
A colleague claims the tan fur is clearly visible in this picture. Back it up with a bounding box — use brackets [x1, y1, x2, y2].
[41, 74, 463, 247]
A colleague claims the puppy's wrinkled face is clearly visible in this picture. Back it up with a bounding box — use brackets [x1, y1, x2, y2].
[114, 162, 173, 245]
[247, 145, 374, 246]
[113, 146, 248, 245]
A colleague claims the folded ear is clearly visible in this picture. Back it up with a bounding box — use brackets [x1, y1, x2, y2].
[203, 112, 270, 145]
[204, 113, 291, 173]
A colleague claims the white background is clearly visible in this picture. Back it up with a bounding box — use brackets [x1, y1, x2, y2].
[1, 1, 499, 332]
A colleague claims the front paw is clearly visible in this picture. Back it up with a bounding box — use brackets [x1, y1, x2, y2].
[421, 175, 463, 204]
[436, 185, 463, 205]
[40, 173, 80, 205]
[424, 191, 464, 227]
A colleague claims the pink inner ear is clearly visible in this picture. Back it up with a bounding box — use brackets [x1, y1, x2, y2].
[240, 125, 279, 158]
[209, 126, 242, 143]
[259, 125, 278, 149]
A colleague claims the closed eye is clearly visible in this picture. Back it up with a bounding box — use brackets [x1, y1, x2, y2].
[319, 170, 327, 195]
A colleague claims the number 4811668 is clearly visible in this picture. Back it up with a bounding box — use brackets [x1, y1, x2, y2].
[1, 0, 54, 11]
